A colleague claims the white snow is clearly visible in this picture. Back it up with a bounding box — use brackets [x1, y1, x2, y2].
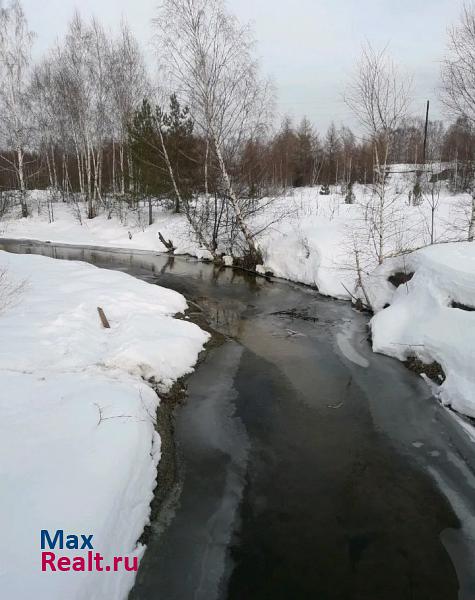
[2, 180, 470, 298]
[367, 243, 475, 417]
[0, 251, 209, 600]
[255, 264, 266, 275]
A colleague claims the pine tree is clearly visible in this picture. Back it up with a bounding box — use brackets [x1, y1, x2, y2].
[161, 94, 196, 212]
[129, 95, 197, 212]
[128, 98, 164, 198]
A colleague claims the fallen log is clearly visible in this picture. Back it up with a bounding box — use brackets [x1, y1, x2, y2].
[158, 232, 176, 254]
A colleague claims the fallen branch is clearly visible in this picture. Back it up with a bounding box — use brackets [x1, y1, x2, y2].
[94, 403, 143, 427]
[158, 232, 176, 254]
[341, 283, 372, 312]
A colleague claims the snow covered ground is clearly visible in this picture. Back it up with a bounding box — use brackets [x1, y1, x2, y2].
[367, 243, 475, 419]
[1, 173, 474, 418]
[0, 178, 471, 297]
[0, 251, 208, 599]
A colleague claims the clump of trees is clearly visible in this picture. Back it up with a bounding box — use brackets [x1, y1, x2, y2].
[0, 0, 34, 217]
[0, 0, 280, 265]
[441, 3, 475, 240]
[0, 3, 150, 219]
[153, 0, 276, 263]
[128, 95, 198, 218]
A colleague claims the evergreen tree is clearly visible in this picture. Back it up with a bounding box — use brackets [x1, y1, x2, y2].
[294, 117, 317, 187]
[129, 95, 197, 212]
[161, 94, 196, 211]
[129, 98, 164, 198]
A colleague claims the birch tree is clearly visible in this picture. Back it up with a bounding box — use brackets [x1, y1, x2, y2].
[50, 14, 112, 218]
[344, 45, 412, 307]
[441, 3, 475, 241]
[154, 0, 273, 264]
[345, 44, 412, 265]
[108, 22, 149, 196]
[32, 59, 62, 192]
[345, 44, 412, 169]
[0, 0, 34, 217]
[54, 14, 95, 214]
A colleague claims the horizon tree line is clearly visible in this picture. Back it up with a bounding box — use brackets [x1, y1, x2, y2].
[0, 0, 474, 259]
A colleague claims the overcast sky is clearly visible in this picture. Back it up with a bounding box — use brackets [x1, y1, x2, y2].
[21, 0, 462, 134]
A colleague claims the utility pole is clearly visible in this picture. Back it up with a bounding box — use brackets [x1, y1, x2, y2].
[413, 100, 430, 206]
[422, 100, 430, 165]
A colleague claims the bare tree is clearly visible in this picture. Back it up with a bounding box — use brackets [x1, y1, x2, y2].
[441, 4, 475, 123]
[108, 22, 149, 196]
[345, 43, 412, 167]
[345, 44, 412, 264]
[31, 14, 149, 216]
[343, 44, 413, 307]
[154, 0, 273, 264]
[0, 0, 34, 217]
[441, 3, 475, 240]
[47, 13, 114, 218]
[424, 173, 441, 245]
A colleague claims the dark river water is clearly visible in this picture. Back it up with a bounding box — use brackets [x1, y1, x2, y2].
[2, 239, 475, 600]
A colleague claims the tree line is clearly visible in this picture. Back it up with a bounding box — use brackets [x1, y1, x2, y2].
[0, 0, 474, 262]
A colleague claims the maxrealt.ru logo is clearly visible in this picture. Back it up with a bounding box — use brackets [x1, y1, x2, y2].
[40, 530, 138, 573]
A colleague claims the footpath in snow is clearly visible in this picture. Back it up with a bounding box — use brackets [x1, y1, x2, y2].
[0, 250, 208, 600]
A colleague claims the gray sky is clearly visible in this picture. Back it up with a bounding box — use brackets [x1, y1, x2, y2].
[22, 0, 462, 134]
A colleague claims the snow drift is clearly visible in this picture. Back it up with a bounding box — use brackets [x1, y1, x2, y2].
[0, 251, 209, 600]
[367, 243, 475, 418]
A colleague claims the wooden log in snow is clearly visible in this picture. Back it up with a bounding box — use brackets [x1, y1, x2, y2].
[158, 232, 176, 254]
[97, 307, 110, 329]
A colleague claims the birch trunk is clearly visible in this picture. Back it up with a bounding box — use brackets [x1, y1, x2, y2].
[212, 134, 260, 261]
[158, 125, 214, 254]
[469, 193, 475, 242]
[17, 147, 28, 218]
[204, 138, 209, 198]
[85, 140, 94, 219]
[127, 150, 134, 194]
[51, 145, 58, 189]
[75, 142, 84, 195]
[46, 150, 54, 189]
[112, 140, 116, 195]
[120, 145, 125, 196]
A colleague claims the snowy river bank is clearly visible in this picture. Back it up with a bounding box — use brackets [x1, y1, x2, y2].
[0, 245, 208, 599]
